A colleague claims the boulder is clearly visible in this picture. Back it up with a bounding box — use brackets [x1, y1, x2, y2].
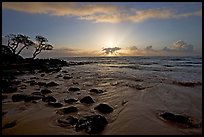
[46, 82, 59, 87]
[41, 88, 52, 94]
[94, 103, 113, 114]
[42, 95, 56, 102]
[80, 96, 95, 104]
[48, 102, 63, 108]
[63, 76, 73, 79]
[75, 115, 108, 134]
[90, 89, 103, 94]
[68, 87, 80, 92]
[58, 106, 78, 114]
[12, 94, 28, 102]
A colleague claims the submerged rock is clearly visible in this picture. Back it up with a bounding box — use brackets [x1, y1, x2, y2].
[42, 95, 57, 102]
[80, 96, 95, 104]
[90, 89, 103, 94]
[24, 95, 43, 102]
[57, 116, 78, 127]
[68, 87, 80, 92]
[41, 88, 52, 94]
[2, 121, 17, 129]
[58, 106, 78, 114]
[75, 115, 108, 134]
[160, 112, 191, 124]
[63, 76, 73, 80]
[46, 82, 59, 87]
[94, 103, 113, 114]
[12, 94, 28, 102]
[64, 98, 78, 103]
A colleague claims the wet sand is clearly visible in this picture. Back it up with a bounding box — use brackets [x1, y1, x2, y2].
[2, 64, 202, 135]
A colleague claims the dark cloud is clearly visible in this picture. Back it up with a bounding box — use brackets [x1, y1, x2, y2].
[102, 47, 121, 55]
[145, 45, 153, 50]
[129, 46, 138, 50]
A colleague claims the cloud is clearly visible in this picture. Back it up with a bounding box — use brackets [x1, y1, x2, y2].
[2, 2, 202, 23]
[102, 47, 121, 55]
[163, 40, 194, 52]
[129, 46, 138, 50]
[145, 45, 153, 51]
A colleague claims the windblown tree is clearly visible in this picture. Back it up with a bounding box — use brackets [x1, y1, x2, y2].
[5, 34, 34, 55]
[32, 35, 53, 59]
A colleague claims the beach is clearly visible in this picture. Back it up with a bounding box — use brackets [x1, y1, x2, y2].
[2, 56, 202, 135]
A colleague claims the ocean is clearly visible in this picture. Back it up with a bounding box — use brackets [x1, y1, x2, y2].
[61, 56, 202, 83]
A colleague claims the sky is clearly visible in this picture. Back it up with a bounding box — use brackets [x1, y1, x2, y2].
[2, 2, 202, 58]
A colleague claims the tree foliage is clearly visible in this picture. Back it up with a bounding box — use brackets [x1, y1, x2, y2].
[4, 34, 53, 59]
[5, 34, 34, 55]
[32, 35, 53, 59]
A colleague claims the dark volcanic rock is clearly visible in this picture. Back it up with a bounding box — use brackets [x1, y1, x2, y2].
[2, 120, 17, 129]
[94, 103, 113, 114]
[160, 112, 191, 125]
[41, 88, 52, 94]
[46, 82, 59, 87]
[58, 106, 78, 114]
[63, 76, 73, 80]
[48, 102, 63, 108]
[41, 74, 45, 77]
[90, 89, 103, 94]
[42, 95, 57, 102]
[68, 87, 80, 92]
[37, 82, 47, 86]
[64, 98, 78, 103]
[12, 94, 28, 102]
[75, 115, 108, 134]
[24, 95, 43, 102]
[31, 92, 44, 96]
[57, 116, 78, 127]
[80, 96, 95, 104]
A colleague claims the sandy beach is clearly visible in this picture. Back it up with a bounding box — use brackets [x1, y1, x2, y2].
[2, 57, 202, 135]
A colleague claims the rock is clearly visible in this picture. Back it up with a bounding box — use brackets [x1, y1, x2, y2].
[68, 87, 80, 92]
[48, 102, 63, 108]
[63, 76, 73, 79]
[94, 103, 113, 114]
[75, 115, 108, 134]
[46, 82, 59, 87]
[58, 106, 78, 114]
[160, 112, 191, 125]
[80, 96, 95, 104]
[12, 94, 28, 102]
[42, 95, 57, 102]
[90, 89, 103, 94]
[64, 98, 78, 103]
[41, 88, 52, 94]
[41, 74, 45, 77]
[37, 82, 47, 86]
[30, 77, 37, 79]
[57, 116, 78, 127]
[2, 120, 17, 129]
[62, 70, 68, 73]
[31, 92, 44, 96]
[24, 95, 43, 102]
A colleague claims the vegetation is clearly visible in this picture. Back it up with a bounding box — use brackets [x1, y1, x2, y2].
[4, 34, 53, 59]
